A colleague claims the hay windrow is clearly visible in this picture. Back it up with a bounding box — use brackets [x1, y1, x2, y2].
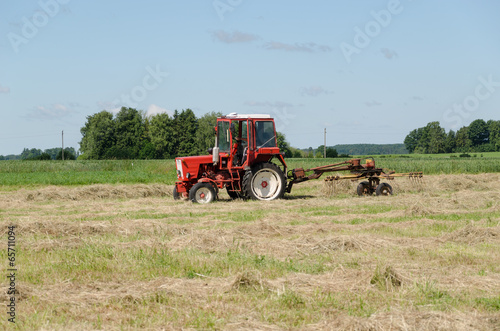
[229, 270, 270, 292]
[444, 224, 500, 244]
[23, 184, 173, 201]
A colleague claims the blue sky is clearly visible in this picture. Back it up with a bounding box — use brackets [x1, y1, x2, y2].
[1, 0, 499, 155]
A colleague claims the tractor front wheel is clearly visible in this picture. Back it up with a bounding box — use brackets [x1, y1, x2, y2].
[243, 163, 286, 201]
[189, 182, 216, 204]
[173, 186, 180, 200]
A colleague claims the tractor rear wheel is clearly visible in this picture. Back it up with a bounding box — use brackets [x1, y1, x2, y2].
[189, 182, 216, 203]
[357, 181, 372, 196]
[243, 163, 286, 201]
[376, 183, 393, 196]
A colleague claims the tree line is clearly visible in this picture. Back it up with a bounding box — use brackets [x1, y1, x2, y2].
[79, 107, 298, 160]
[0, 147, 77, 160]
[331, 144, 407, 155]
[404, 119, 500, 154]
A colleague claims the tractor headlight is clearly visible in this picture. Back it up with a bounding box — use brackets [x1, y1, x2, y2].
[176, 159, 184, 179]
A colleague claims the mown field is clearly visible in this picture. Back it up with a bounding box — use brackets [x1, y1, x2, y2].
[0, 158, 499, 330]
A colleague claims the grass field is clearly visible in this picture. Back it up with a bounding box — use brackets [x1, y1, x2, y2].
[0, 159, 499, 329]
[1, 154, 500, 186]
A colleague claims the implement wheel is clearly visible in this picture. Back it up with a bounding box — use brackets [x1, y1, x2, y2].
[189, 182, 216, 204]
[376, 183, 393, 196]
[357, 181, 372, 196]
[243, 163, 286, 201]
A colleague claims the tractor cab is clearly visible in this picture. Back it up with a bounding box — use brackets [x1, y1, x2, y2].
[212, 113, 282, 170]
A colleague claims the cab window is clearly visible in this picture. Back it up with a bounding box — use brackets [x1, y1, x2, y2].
[217, 121, 231, 152]
[255, 121, 276, 148]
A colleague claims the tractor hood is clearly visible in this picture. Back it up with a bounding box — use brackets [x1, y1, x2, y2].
[175, 155, 213, 180]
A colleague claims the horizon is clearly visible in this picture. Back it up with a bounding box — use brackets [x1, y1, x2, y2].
[1, 1, 499, 155]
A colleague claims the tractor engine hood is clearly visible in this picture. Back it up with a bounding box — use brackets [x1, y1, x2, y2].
[175, 155, 213, 181]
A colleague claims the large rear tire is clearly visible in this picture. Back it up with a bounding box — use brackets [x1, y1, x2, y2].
[243, 163, 286, 201]
[189, 182, 216, 204]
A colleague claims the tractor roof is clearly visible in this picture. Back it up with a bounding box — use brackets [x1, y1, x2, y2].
[222, 113, 272, 119]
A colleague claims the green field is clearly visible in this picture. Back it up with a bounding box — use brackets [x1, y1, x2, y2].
[1, 154, 500, 186]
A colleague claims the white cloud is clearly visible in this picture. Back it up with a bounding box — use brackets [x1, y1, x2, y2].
[263, 41, 331, 53]
[244, 101, 294, 108]
[300, 86, 333, 97]
[211, 30, 259, 44]
[146, 104, 173, 117]
[365, 100, 382, 107]
[26, 103, 76, 120]
[0, 85, 11, 94]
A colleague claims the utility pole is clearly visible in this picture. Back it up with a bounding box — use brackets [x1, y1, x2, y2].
[324, 128, 326, 158]
[62, 130, 64, 161]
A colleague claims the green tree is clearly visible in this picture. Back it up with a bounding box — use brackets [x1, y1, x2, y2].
[20, 148, 42, 160]
[444, 130, 456, 153]
[80, 110, 115, 159]
[56, 148, 76, 160]
[149, 112, 175, 158]
[196, 112, 222, 154]
[316, 145, 325, 157]
[113, 107, 145, 159]
[455, 126, 472, 152]
[290, 147, 302, 158]
[326, 147, 338, 158]
[468, 119, 489, 146]
[277, 132, 292, 158]
[426, 121, 446, 154]
[174, 109, 198, 156]
[488, 120, 500, 151]
[404, 128, 424, 153]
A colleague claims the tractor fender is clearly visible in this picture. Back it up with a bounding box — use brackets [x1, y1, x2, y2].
[197, 178, 220, 193]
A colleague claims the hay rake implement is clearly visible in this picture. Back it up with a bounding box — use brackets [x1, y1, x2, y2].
[287, 157, 423, 196]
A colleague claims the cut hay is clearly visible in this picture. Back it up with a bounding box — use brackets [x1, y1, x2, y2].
[230, 270, 270, 292]
[310, 235, 387, 252]
[444, 225, 500, 244]
[370, 265, 403, 291]
[24, 184, 172, 201]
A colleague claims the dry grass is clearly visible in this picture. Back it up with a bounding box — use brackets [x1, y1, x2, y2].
[0, 174, 499, 330]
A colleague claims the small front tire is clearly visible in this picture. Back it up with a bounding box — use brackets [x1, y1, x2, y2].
[173, 186, 180, 200]
[189, 182, 216, 204]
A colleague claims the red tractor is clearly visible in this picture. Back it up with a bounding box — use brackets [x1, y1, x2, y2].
[174, 113, 288, 203]
[174, 113, 423, 203]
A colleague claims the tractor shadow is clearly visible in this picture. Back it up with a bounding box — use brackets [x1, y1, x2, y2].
[283, 194, 315, 200]
[216, 194, 315, 202]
